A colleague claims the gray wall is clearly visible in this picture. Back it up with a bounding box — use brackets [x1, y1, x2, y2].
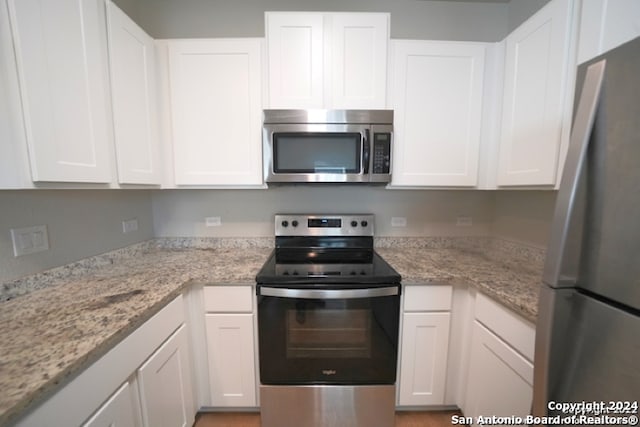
[126, 0, 508, 41]
[151, 188, 556, 249]
[116, 0, 554, 41]
[0, 191, 153, 282]
[151, 188, 494, 237]
[491, 190, 557, 247]
[507, 0, 552, 33]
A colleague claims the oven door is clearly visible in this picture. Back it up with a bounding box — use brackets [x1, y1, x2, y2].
[257, 285, 400, 385]
[263, 124, 370, 183]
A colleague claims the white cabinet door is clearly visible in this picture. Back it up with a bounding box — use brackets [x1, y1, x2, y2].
[398, 312, 451, 406]
[205, 313, 257, 407]
[7, 0, 113, 183]
[464, 321, 533, 426]
[266, 12, 388, 109]
[168, 39, 263, 186]
[497, 0, 573, 186]
[331, 13, 388, 109]
[390, 40, 486, 187]
[138, 325, 195, 427]
[106, 1, 161, 185]
[0, 0, 30, 189]
[266, 13, 324, 109]
[578, 0, 640, 64]
[82, 382, 138, 427]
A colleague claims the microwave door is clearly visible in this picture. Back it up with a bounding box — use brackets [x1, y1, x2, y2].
[265, 124, 368, 183]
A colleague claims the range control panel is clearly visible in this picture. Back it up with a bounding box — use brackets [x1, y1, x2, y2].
[275, 214, 374, 237]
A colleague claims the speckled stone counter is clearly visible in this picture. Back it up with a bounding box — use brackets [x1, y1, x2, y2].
[0, 240, 272, 427]
[0, 236, 543, 426]
[377, 250, 540, 323]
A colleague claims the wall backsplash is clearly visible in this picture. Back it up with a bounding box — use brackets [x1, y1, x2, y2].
[0, 190, 153, 283]
[491, 190, 557, 248]
[151, 187, 495, 238]
[0, 188, 556, 283]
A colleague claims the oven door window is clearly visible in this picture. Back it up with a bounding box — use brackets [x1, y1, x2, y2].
[258, 293, 399, 385]
[272, 132, 362, 174]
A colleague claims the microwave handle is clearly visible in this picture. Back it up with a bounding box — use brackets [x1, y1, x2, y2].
[363, 129, 370, 174]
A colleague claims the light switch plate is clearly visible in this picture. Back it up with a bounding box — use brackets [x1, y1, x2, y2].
[10, 225, 49, 257]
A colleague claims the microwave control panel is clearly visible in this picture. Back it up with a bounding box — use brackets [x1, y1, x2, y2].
[372, 133, 391, 174]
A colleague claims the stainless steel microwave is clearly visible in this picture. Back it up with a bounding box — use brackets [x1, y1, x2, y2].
[263, 109, 393, 184]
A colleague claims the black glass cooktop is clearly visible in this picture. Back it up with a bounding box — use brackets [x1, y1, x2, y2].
[256, 248, 401, 286]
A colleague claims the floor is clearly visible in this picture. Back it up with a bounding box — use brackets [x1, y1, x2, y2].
[194, 410, 463, 427]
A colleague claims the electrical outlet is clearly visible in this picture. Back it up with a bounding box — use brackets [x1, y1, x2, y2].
[391, 217, 407, 227]
[206, 217, 222, 227]
[456, 216, 473, 227]
[10, 225, 49, 257]
[122, 218, 139, 233]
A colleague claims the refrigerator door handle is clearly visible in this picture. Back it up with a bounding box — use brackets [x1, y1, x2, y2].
[542, 60, 606, 288]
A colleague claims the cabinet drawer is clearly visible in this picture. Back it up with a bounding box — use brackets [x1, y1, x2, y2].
[403, 285, 452, 312]
[204, 286, 253, 313]
[474, 293, 535, 361]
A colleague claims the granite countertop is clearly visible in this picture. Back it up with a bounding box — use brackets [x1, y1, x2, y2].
[0, 243, 272, 427]
[376, 247, 541, 322]
[0, 237, 543, 426]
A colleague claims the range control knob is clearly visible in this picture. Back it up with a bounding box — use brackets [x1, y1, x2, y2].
[281, 220, 289, 227]
[351, 220, 358, 227]
[291, 220, 299, 227]
[361, 220, 368, 227]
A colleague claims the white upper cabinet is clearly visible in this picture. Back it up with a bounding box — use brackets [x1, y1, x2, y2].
[7, 0, 113, 183]
[106, 1, 161, 185]
[0, 0, 31, 189]
[330, 13, 388, 109]
[266, 13, 324, 109]
[496, 0, 574, 187]
[390, 40, 486, 187]
[578, 0, 640, 64]
[168, 39, 263, 186]
[266, 12, 388, 109]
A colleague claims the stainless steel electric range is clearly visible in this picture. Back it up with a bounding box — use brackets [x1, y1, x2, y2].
[255, 214, 401, 427]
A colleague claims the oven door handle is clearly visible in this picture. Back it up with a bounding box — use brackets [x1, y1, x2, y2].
[258, 286, 399, 299]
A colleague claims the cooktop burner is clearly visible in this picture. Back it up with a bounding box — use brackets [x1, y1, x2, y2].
[255, 214, 401, 286]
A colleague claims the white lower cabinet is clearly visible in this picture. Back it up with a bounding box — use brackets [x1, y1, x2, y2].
[464, 322, 533, 426]
[138, 325, 194, 427]
[462, 294, 535, 425]
[397, 285, 452, 406]
[203, 286, 257, 407]
[82, 381, 137, 427]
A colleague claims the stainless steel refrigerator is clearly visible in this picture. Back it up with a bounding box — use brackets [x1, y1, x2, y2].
[533, 36, 640, 419]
